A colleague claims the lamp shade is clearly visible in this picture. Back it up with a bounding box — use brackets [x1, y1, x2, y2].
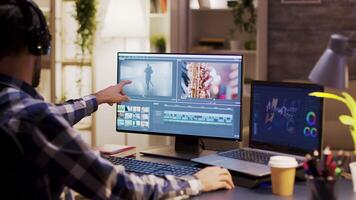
[101, 0, 147, 38]
[309, 49, 348, 89]
[309, 34, 350, 89]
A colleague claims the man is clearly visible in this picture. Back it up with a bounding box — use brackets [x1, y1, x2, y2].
[144, 64, 154, 92]
[0, 0, 234, 199]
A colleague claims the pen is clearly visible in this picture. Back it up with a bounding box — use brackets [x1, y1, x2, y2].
[324, 147, 333, 166]
[329, 161, 337, 177]
[305, 154, 319, 177]
[313, 150, 324, 176]
[313, 150, 320, 158]
[337, 150, 346, 167]
[322, 146, 334, 177]
[342, 152, 351, 171]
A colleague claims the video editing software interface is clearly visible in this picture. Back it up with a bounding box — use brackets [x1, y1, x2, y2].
[116, 53, 243, 139]
[250, 82, 323, 153]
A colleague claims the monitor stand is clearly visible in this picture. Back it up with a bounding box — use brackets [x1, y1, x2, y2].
[140, 136, 216, 161]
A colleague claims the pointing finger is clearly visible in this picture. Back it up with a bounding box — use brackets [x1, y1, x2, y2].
[118, 80, 132, 90]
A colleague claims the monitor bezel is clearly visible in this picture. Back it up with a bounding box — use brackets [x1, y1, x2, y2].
[116, 52, 244, 141]
[249, 80, 324, 156]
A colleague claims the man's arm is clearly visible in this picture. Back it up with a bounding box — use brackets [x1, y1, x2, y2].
[18, 106, 232, 199]
[55, 80, 132, 125]
[55, 95, 98, 126]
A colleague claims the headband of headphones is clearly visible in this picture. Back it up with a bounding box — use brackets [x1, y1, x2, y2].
[16, 0, 51, 55]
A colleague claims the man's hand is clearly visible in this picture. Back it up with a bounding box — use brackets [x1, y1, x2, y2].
[93, 80, 132, 105]
[194, 166, 235, 192]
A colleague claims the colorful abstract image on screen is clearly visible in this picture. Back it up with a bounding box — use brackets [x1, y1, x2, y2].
[180, 62, 239, 100]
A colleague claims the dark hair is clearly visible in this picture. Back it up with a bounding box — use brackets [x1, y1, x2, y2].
[0, 1, 29, 59]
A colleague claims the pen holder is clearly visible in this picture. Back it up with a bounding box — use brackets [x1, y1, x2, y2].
[307, 177, 338, 200]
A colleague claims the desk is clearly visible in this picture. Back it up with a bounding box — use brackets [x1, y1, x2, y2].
[194, 179, 355, 200]
[138, 154, 356, 199]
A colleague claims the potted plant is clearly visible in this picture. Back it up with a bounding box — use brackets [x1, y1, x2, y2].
[150, 35, 166, 53]
[229, 27, 241, 51]
[229, 0, 256, 50]
[72, 0, 97, 130]
[309, 92, 356, 154]
[74, 0, 97, 97]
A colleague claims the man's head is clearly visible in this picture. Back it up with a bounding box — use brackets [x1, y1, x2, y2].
[0, 0, 51, 87]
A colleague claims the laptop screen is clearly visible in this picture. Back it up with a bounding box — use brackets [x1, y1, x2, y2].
[249, 81, 324, 156]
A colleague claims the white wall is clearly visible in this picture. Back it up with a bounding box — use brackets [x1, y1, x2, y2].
[94, 39, 126, 146]
[94, 37, 171, 147]
[94, 0, 171, 148]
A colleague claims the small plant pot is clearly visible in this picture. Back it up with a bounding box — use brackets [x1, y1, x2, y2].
[198, 0, 211, 9]
[230, 40, 242, 50]
[245, 40, 256, 50]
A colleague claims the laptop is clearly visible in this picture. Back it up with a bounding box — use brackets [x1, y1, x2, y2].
[192, 81, 324, 177]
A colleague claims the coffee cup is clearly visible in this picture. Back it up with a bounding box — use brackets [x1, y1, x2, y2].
[350, 162, 356, 192]
[269, 156, 298, 196]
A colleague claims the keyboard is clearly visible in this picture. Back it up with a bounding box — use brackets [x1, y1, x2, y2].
[218, 149, 281, 165]
[105, 156, 201, 177]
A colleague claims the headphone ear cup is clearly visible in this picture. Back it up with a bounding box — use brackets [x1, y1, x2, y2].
[21, 0, 51, 56]
[26, 27, 42, 55]
[26, 27, 51, 55]
[38, 29, 51, 55]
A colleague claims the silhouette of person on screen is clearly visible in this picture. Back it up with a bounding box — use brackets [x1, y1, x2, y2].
[145, 64, 154, 91]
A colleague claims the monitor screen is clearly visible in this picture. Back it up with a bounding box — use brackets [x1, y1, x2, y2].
[116, 53, 243, 140]
[250, 81, 324, 155]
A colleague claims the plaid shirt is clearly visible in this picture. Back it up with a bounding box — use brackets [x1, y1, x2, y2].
[0, 74, 201, 200]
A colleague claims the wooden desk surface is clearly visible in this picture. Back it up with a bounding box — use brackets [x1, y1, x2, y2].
[137, 154, 356, 199]
[193, 179, 355, 200]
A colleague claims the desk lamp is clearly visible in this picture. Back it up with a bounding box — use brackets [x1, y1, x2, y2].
[308, 34, 356, 153]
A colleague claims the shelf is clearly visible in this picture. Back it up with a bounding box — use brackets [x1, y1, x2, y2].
[190, 49, 256, 55]
[209, 49, 256, 55]
[190, 8, 232, 12]
[62, 59, 92, 66]
[150, 13, 168, 18]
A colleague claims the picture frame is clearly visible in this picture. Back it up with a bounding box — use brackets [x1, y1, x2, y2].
[281, 0, 321, 4]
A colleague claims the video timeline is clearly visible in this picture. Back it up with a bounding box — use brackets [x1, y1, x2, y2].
[163, 111, 233, 126]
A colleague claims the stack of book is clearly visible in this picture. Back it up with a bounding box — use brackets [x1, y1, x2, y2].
[94, 144, 136, 158]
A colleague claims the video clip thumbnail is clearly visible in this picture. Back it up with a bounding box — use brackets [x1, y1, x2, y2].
[120, 61, 173, 97]
[180, 61, 240, 100]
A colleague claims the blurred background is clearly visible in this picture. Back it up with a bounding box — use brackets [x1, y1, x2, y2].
[34, 0, 356, 151]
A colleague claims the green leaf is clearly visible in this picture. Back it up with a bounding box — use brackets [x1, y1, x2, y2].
[75, 0, 97, 61]
[342, 92, 356, 116]
[339, 115, 355, 126]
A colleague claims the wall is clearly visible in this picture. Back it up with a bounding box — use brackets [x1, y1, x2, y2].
[94, 38, 172, 147]
[94, 0, 146, 146]
[268, 0, 356, 81]
[94, 0, 171, 148]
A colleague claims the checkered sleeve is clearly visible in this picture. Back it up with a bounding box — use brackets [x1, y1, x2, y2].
[17, 103, 201, 200]
[55, 95, 98, 125]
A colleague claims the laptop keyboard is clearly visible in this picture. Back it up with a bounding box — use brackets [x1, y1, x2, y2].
[105, 156, 201, 177]
[218, 149, 302, 165]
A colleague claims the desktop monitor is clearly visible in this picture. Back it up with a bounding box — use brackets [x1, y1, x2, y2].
[117, 53, 243, 159]
[250, 81, 324, 155]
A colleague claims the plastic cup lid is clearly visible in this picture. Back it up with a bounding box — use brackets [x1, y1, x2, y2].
[268, 156, 298, 168]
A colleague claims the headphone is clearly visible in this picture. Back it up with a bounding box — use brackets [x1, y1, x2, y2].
[15, 0, 51, 55]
